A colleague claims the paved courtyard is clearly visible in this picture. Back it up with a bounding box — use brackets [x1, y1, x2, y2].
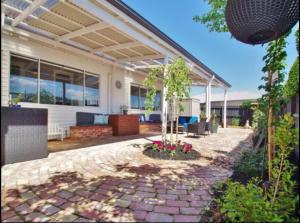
[1, 128, 253, 222]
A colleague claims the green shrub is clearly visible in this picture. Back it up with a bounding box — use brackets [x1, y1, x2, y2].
[231, 116, 240, 126]
[252, 107, 267, 135]
[233, 149, 267, 183]
[218, 114, 299, 223]
[218, 179, 293, 222]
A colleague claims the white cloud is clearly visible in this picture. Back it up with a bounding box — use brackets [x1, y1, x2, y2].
[193, 90, 262, 102]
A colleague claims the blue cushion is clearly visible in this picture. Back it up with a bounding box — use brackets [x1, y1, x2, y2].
[94, 115, 104, 124]
[102, 115, 109, 124]
[178, 116, 187, 125]
[140, 114, 145, 122]
[189, 116, 198, 124]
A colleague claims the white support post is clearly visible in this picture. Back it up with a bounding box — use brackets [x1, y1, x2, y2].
[205, 84, 209, 118]
[208, 84, 211, 119]
[162, 57, 169, 144]
[207, 76, 214, 120]
[107, 66, 114, 114]
[1, 6, 5, 27]
[223, 89, 227, 128]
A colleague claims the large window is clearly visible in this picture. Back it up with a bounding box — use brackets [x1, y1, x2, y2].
[9, 55, 38, 103]
[9, 54, 100, 107]
[40, 62, 84, 106]
[130, 84, 161, 110]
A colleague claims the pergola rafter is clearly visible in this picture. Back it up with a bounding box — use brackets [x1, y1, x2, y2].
[12, 0, 46, 27]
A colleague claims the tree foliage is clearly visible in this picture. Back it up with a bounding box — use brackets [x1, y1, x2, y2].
[193, 0, 228, 32]
[143, 58, 191, 145]
[283, 58, 299, 100]
[144, 66, 164, 114]
[283, 28, 299, 101]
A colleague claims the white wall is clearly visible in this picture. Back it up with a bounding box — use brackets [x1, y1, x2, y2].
[1, 33, 162, 127]
[180, 98, 200, 117]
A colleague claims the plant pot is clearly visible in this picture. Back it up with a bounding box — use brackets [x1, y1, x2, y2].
[211, 123, 219, 133]
[122, 110, 128, 115]
[9, 104, 21, 108]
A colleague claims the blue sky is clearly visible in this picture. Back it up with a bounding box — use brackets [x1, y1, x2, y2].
[123, 0, 298, 98]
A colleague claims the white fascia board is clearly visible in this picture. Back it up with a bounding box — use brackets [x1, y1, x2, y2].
[71, 0, 173, 58]
[117, 54, 163, 62]
[12, 0, 46, 27]
[56, 22, 110, 42]
[92, 41, 141, 53]
[134, 64, 160, 69]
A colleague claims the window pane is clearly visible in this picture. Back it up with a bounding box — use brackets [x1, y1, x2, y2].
[40, 63, 63, 105]
[9, 55, 38, 103]
[40, 62, 84, 106]
[85, 74, 99, 106]
[140, 88, 147, 110]
[154, 90, 161, 110]
[131, 85, 139, 109]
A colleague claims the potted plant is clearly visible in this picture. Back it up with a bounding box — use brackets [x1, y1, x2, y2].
[120, 105, 129, 115]
[8, 94, 22, 108]
[200, 112, 207, 121]
[211, 112, 219, 133]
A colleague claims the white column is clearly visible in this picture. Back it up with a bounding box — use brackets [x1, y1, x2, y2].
[107, 65, 114, 113]
[205, 84, 209, 118]
[1, 6, 4, 27]
[208, 84, 212, 119]
[161, 57, 169, 143]
[223, 89, 227, 128]
[206, 76, 214, 120]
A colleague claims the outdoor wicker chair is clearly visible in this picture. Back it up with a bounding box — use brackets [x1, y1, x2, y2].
[187, 121, 207, 137]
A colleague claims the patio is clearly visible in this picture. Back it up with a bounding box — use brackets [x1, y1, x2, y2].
[1, 128, 252, 222]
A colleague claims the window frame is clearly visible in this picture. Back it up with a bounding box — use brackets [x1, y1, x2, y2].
[130, 83, 162, 110]
[9, 52, 101, 107]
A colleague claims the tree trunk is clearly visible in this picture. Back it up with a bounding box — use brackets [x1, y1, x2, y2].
[176, 103, 179, 144]
[267, 72, 275, 180]
[170, 96, 174, 145]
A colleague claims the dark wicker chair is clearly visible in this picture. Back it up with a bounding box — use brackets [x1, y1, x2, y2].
[187, 121, 207, 137]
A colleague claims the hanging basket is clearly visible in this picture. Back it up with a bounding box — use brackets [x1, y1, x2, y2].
[225, 0, 299, 45]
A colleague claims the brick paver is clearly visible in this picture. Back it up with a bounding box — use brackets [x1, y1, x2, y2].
[1, 128, 252, 222]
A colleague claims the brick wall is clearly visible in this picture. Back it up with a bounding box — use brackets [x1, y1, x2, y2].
[70, 125, 113, 139]
[139, 123, 161, 134]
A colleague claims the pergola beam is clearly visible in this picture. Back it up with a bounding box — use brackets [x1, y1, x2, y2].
[56, 22, 109, 42]
[72, 0, 173, 58]
[92, 41, 141, 53]
[12, 0, 46, 27]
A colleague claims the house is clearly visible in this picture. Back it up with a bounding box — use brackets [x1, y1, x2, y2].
[1, 0, 231, 133]
[195, 91, 259, 126]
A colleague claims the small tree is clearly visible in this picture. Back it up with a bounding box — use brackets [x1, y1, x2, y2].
[259, 36, 288, 179]
[144, 57, 191, 146]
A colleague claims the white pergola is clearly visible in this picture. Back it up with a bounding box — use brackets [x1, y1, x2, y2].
[1, 0, 230, 130]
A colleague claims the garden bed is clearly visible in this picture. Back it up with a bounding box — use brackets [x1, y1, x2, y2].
[143, 141, 200, 161]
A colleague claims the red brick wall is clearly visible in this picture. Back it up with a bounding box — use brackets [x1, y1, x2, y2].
[139, 123, 161, 134]
[70, 125, 113, 139]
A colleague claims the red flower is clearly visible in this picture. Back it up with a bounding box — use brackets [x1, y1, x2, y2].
[182, 143, 192, 153]
[153, 141, 163, 146]
[167, 145, 176, 151]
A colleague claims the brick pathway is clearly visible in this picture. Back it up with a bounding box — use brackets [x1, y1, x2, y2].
[1, 128, 252, 222]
